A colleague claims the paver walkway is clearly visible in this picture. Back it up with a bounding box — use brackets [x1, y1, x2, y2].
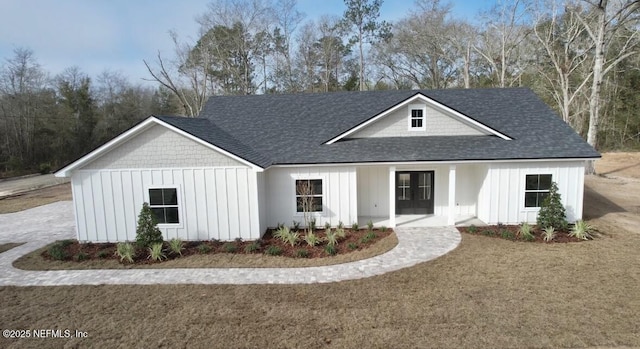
[0, 201, 461, 286]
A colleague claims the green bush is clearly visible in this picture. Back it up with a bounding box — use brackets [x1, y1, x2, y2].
[351, 222, 359, 230]
[500, 230, 514, 240]
[337, 221, 344, 229]
[168, 238, 184, 256]
[97, 250, 109, 259]
[324, 245, 337, 256]
[569, 220, 593, 240]
[360, 231, 377, 244]
[542, 226, 556, 242]
[274, 226, 299, 246]
[197, 244, 211, 254]
[148, 243, 166, 261]
[303, 231, 321, 247]
[468, 225, 478, 234]
[537, 182, 567, 230]
[517, 222, 534, 240]
[115, 242, 135, 263]
[222, 242, 237, 253]
[335, 228, 347, 239]
[380, 226, 388, 233]
[135, 203, 163, 248]
[75, 252, 89, 261]
[347, 242, 358, 250]
[324, 229, 338, 246]
[295, 249, 309, 258]
[244, 241, 260, 253]
[324, 222, 331, 230]
[292, 221, 301, 231]
[265, 245, 283, 256]
[367, 220, 374, 231]
[48, 242, 69, 261]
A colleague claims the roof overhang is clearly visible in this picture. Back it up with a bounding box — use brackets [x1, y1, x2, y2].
[55, 116, 263, 177]
[268, 157, 601, 168]
[325, 92, 512, 144]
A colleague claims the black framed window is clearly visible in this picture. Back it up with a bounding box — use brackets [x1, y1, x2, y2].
[524, 174, 552, 208]
[295, 179, 323, 213]
[410, 109, 424, 129]
[149, 188, 179, 224]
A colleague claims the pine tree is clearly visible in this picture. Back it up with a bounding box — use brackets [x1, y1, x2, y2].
[135, 202, 163, 248]
[537, 182, 567, 230]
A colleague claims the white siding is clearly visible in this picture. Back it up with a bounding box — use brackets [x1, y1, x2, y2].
[84, 124, 244, 169]
[477, 161, 585, 224]
[357, 166, 390, 216]
[265, 166, 357, 228]
[71, 167, 261, 242]
[349, 104, 487, 138]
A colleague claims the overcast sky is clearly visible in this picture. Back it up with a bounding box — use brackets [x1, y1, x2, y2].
[0, 0, 492, 86]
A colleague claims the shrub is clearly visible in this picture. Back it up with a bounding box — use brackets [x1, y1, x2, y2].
[482, 230, 494, 236]
[360, 231, 377, 244]
[115, 242, 135, 263]
[324, 222, 331, 230]
[284, 231, 300, 247]
[265, 245, 283, 256]
[97, 250, 109, 259]
[517, 222, 534, 240]
[309, 218, 317, 232]
[197, 244, 211, 254]
[75, 252, 89, 261]
[367, 220, 374, 231]
[292, 221, 301, 231]
[303, 231, 321, 247]
[537, 182, 568, 230]
[325, 229, 338, 246]
[48, 242, 69, 261]
[542, 226, 556, 242]
[468, 225, 478, 234]
[147, 243, 166, 261]
[335, 228, 347, 239]
[295, 249, 309, 258]
[352, 222, 359, 230]
[347, 242, 358, 250]
[337, 221, 344, 229]
[324, 244, 337, 256]
[135, 203, 163, 248]
[168, 238, 184, 256]
[222, 242, 238, 253]
[60, 239, 74, 248]
[380, 226, 388, 233]
[500, 230, 514, 240]
[244, 241, 260, 253]
[569, 220, 593, 240]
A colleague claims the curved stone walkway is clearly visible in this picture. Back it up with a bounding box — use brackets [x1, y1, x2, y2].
[0, 201, 461, 286]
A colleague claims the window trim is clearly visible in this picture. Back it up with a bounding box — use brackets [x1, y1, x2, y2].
[146, 185, 182, 226]
[523, 174, 552, 209]
[292, 176, 326, 216]
[407, 104, 426, 131]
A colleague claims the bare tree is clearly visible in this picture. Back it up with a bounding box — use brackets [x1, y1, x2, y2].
[570, 0, 640, 173]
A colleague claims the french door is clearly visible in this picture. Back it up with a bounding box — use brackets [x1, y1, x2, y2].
[396, 171, 434, 214]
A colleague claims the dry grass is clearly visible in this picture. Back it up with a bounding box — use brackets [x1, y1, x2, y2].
[13, 233, 398, 270]
[2, 228, 640, 348]
[0, 183, 71, 214]
[0, 243, 23, 254]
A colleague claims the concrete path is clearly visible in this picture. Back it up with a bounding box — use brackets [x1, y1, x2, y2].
[0, 201, 461, 286]
[0, 174, 69, 198]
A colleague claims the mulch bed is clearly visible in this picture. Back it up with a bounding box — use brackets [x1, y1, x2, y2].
[42, 228, 393, 264]
[457, 225, 585, 243]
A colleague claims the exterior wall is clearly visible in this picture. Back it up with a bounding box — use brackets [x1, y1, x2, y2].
[256, 171, 268, 235]
[84, 124, 244, 169]
[349, 104, 487, 138]
[72, 167, 261, 242]
[477, 161, 585, 224]
[264, 166, 357, 228]
[357, 164, 484, 217]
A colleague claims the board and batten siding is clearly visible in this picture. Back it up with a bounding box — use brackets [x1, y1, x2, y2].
[357, 164, 483, 217]
[476, 161, 585, 224]
[265, 166, 357, 228]
[349, 104, 488, 138]
[72, 168, 261, 242]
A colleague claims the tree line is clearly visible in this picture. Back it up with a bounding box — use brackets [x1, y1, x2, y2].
[1, 0, 638, 176]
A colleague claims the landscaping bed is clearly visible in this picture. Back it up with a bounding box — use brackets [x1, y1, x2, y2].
[457, 223, 593, 243]
[15, 227, 395, 270]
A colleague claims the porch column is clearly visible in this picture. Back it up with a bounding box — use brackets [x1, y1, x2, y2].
[389, 166, 396, 227]
[448, 165, 456, 225]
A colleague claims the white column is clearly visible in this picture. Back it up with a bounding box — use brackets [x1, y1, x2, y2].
[448, 165, 457, 225]
[389, 166, 396, 227]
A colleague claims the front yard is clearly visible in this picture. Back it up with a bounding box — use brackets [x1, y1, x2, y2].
[1, 153, 640, 348]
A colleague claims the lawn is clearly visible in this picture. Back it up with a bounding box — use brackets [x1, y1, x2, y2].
[1, 153, 640, 348]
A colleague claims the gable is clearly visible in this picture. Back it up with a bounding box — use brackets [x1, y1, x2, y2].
[82, 124, 245, 170]
[348, 102, 489, 138]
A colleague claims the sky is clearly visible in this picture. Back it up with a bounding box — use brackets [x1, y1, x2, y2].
[0, 0, 494, 86]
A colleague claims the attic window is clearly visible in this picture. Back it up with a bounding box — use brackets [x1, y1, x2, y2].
[408, 104, 426, 131]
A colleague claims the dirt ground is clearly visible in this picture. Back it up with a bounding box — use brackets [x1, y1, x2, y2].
[0, 183, 71, 214]
[1, 153, 640, 349]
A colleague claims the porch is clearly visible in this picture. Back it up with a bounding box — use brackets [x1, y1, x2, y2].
[358, 215, 486, 228]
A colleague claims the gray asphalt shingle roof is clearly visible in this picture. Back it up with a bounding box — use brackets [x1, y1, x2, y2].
[158, 87, 599, 168]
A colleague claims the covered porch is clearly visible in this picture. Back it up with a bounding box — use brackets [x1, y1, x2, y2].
[356, 164, 487, 227]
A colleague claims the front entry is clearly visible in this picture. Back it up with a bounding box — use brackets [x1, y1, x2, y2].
[396, 171, 434, 214]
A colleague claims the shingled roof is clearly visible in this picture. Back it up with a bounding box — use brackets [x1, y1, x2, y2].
[158, 87, 599, 168]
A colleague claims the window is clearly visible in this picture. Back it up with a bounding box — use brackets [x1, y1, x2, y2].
[149, 188, 179, 224]
[524, 174, 552, 208]
[408, 104, 426, 131]
[295, 179, 323, 213]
